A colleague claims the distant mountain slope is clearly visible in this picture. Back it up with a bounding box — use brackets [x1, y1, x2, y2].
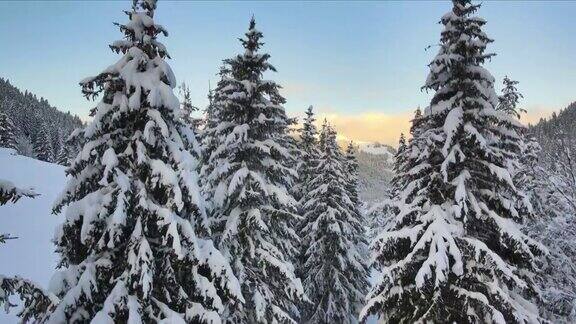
[357, 142, 395, 161]
[530, 101, 576, 135]
[0, 78, 83, 159]
[356, 142, 395, 202]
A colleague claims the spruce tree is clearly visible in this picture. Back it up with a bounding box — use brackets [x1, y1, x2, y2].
[33, 1, 242, 322]
[516, 134, 542, 211]
[0, 180, 46, 322]
[396, 133, 407, 160]
[33, 123, 53, 162]
[368, 109, 426, 245]
[367, 134, 410, 241]
[300, 125, 368, 324]
[0, 180, 36, 206]
[64, 128, 85, 166]
[55, 144, 69, 166]
[497, 76, 534, 215]
[52, 130, 69, 166]
[372, 109, 425, 235]
[176, 82, 203, 165]
[389, 133, 407, 196]
[496, 76, 526, 174]
[0, 110, 17, 151]
[199, 66, 229, 213]
[393, 109, 424, 195]
[362, 1, 544, 323]
[202, 18, 305, 323]
[343, 140, 369, 270]
[317, 119, 329, 150]
[344, 141, 361, 208]
[498, 76, 525, 119]
[14, 135, 34, 158]
[178, 82, 201, 130]
[0, 274, 57, 322]
[294, 106, 319, 203]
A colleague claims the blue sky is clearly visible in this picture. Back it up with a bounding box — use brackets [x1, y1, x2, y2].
[1, 1, 575, 144]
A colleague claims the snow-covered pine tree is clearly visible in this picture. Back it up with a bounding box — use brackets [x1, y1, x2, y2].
[0, 110, 17, 151]
[399, 107, 428, 189]
[317, 118, 329, 150]
[0, 179, 36, 207]
[496, 76, 525, 171]
[199, 66, 229, 210]
[64, 127, 85, 166]
[498, 76, 525, 119]
[178, 82, 202, 130]
[411, 106, 423, 133]
[395, 133, 407, 164]
[389, 133, 407, 196]
[367, 109, 426, 245]
[300, 124, 368, 324]
[519, 135, 541, 197]
[300, 106, 317, 152]
[14, 135, 34, 158]
[361, 1, 545, 323]
[366, 134, 409, 242]
[28, 1, 243, 322]
[55, 144, 69, 166]
[176, 82, 203, 165]
[369, 109, 425, 239]
[285, 118, 303, 235]
[343, 140, 370, 273]
[404, 106, 426, 161]
[51, 130, 68, 166]
[0, 274, 57, 322]
[207, 82, 214, 107]
[202, 17, 305, 323]
[33, 123, 53, 162]
[496, 76, 535, 215]
[294, 105, 319, 203]
[344, 141, 361, 209]
[0, 180, 48, 322]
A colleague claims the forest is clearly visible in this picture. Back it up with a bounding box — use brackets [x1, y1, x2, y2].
[0, 0, 575, 323]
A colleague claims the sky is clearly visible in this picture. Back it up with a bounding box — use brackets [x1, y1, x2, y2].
[1, 1, 575, 145]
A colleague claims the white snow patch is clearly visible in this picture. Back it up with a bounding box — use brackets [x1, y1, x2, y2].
[0, 148, 65, 322]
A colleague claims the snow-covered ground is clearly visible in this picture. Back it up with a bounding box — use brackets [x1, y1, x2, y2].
[0, 148, 64, 322]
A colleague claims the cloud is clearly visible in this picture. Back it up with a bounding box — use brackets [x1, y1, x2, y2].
[311, 110, 414, 146]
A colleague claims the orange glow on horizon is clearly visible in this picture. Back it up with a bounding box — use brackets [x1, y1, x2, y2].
[313, 111, 413, 146]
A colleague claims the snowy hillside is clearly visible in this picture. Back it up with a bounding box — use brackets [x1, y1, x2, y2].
[357, 142, 395, 162]
[356, 142, 395, 202]
[0, 148, 64, 322]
